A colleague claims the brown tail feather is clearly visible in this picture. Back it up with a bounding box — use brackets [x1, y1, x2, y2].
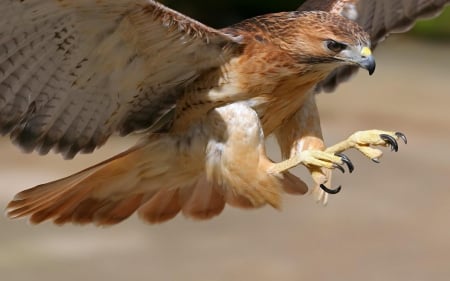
[7, 174, 97, 220]
[86, 194, 145, 225]
[180, 177, 226, 220]
[279, 172, 309, 195]
[6, 143, 147, 225]
[224, 191, 255, 209]
[62, 198, 109, 225]
[6, 133, 310, 226]
[138, 189, 182, 224]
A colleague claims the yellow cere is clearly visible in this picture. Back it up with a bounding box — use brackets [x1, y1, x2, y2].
[361, 47, 372, 57]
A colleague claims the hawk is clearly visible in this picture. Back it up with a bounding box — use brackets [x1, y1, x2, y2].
[1, 0, 448, 225]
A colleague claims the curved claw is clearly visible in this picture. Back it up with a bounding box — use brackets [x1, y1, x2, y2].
[333, 164, 345, 174]
[395, 132, 408, 144]
[380, 134, 398, 152]
[320, 184, 342, 195]
[336, 153, 354, 173]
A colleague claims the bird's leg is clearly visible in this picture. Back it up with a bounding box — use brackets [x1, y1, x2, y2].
[270, 93, 348, 202]
[270, 128, 407, 202]
[324, 130, 407, 162]
[272, 130, 407, 172]
[268, 93, 407, 203]
[268, 150, 350, 175]
[268, 147, 352, 203]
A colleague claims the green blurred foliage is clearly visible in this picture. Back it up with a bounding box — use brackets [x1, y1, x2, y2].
[160, 1, 450, 39]
[411, 6, 450, 40]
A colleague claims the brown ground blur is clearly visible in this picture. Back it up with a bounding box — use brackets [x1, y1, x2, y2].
[1, 36, 449, 281]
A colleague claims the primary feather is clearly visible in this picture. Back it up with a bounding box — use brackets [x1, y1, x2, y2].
[0, 0, 242, 158]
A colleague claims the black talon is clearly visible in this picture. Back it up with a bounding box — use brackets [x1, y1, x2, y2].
[333, 164, 345, 174]
[320, 184, 342, 195]
[372, 158, 380, 163]
[395, 132, 408, 144]
[336, 153, 354, 173]
[380, 134, 398, 152]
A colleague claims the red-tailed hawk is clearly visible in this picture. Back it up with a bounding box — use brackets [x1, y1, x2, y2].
[1, 0, 448, 225]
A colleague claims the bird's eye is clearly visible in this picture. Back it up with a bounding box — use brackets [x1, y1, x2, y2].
[326, 40, 347, 52]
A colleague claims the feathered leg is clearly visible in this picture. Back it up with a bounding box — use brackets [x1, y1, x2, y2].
[272, 92, 338, 203]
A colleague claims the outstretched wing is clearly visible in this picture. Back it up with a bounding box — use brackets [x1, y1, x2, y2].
[299, 0, 450, 92]
[0, 0, 242, 158]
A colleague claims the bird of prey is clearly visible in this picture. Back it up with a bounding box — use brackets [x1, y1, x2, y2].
[1, 0, 448, 225]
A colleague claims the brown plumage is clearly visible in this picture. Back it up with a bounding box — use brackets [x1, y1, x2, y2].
[1, 0, 448, 225]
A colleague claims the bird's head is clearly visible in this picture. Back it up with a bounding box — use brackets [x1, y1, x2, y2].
[277, 11, 375, 75]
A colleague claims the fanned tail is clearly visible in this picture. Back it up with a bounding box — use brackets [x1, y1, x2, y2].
[6, 135, 308, 226]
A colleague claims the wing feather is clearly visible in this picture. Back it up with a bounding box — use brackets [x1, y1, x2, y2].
[0, 0, 242, 158]
[299, 0, 450, 93]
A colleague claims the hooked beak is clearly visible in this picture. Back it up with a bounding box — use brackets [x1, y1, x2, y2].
[358, 47, 376, 75]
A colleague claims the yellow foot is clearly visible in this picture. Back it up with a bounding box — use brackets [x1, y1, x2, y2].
[267, 149, 353, 204]
[268, 150, 354, 178]
[325, 130, 407, 162]
[268, 130, 407, 199]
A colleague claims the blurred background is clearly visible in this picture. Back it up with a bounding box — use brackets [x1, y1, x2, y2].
[1, 2, 449, 281]
[162, 0, 450, 39]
